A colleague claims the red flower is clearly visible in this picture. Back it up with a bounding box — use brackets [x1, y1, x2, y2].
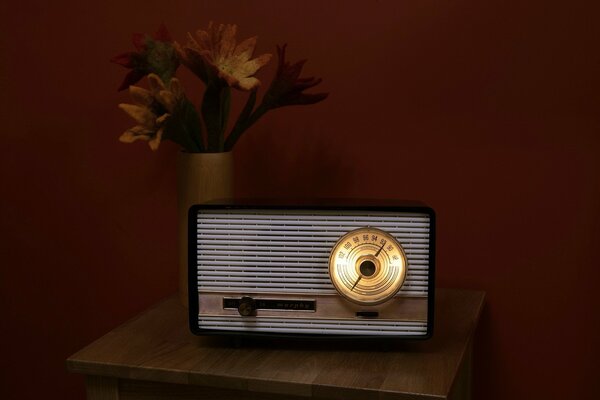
[262, 44, 328, 108]
[110, 24, 179, 91]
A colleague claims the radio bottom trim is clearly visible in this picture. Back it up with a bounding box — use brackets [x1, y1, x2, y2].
[198, 293, 427, 321]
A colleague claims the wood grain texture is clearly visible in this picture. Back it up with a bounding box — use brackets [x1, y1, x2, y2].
[448, 343, 472, 400]
[68, 289, 485, 400]
[85, 376, 119, 400]
[119, 379, 309, 400]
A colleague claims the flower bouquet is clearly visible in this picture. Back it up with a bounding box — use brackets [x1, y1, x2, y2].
[111, 23, 328, 153]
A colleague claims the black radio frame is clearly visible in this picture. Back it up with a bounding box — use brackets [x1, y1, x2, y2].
[188, 200, 436, 340]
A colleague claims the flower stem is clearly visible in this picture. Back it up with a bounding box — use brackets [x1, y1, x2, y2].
[219, 87, 231, 151]
[224, 104, 269, 151]
[202, 81, 230, 152]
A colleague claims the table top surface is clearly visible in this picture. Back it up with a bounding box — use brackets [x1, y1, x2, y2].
[67, 289, 485, 399]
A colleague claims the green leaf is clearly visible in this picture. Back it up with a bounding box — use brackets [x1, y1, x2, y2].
[163, 97, 204, 152]
[238, 89, 257, 126]
[224, 89, 257, 151]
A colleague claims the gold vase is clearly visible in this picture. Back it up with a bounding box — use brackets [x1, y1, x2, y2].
[177, 151, 234, 307]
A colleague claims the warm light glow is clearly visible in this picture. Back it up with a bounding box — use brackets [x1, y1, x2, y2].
[329, 227, 407, 305]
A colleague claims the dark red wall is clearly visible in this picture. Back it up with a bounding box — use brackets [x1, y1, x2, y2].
[1, 1, 598, 399]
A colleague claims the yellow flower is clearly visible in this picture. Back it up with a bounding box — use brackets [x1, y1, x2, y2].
[118, 74, 183, 150]
[176, 22, 272, 91]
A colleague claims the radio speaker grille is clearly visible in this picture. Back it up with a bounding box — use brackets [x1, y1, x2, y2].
[196, 210, 431, 296]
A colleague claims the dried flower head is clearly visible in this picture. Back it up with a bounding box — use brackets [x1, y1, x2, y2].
[118, 74, 183, 150]
[262, 44, 328, 109]
[111, 24, 179, 91]
[175, 22, 271, 90]
[113, 24, 328, 153]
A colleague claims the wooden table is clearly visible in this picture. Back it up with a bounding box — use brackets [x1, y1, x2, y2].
[67, 289, 485, 400]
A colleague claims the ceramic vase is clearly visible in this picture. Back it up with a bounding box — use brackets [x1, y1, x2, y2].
[177, 151, 234, 307]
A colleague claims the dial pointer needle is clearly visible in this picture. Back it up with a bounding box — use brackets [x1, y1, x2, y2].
[374, 242, 386, 257]
[351, 276, 362, 291]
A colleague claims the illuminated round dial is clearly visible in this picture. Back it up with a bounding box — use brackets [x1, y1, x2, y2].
[329, 227, 407, 305]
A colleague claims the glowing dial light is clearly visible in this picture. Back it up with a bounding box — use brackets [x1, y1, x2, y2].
[328, 227, 407, 305]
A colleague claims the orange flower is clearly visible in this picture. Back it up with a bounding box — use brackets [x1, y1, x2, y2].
[118, 74, 183, 151]
[176, 22, 271, 90]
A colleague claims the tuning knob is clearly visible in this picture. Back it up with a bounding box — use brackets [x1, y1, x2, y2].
[238, 296, 256, 316]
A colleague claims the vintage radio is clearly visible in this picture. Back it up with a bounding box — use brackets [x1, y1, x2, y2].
[188, 200, 435, 339]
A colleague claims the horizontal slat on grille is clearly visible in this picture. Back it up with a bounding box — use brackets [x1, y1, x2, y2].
[198, 316, 428, 336]
[195, 210, 431, 297]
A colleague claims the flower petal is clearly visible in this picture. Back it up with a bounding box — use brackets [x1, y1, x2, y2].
[262, 44, 328, 109]
[179, 47, 210, 83]
[110, 52, 135, 68]
[169, 78, 183, 98]
[236, 77, 261, 91]
[291, 77, 322, 92]
[128, 85, 153, 106]
[182, 22, 270, 91]
[185, 32, 199, 48]
[157, 90, 177, 112]
[155, 113, 170, 125]
[219, 24, 237, 58]
[119, 126, 152, 143]
[117, 69, 146, 91]
[238, 53, 272, 77]
[132, 33, 146, 51]
[148, 127, 164, 151]
[233, 36, 257, 61]
[217, 68, 241, 87]
[118, 103, 155, 126]
[195, 28, 210, 49]
[147, 73, 167, 93]
[285, 59, 306, 82]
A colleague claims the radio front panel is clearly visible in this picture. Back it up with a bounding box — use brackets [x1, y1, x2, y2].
[189, 204, 435, 339]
